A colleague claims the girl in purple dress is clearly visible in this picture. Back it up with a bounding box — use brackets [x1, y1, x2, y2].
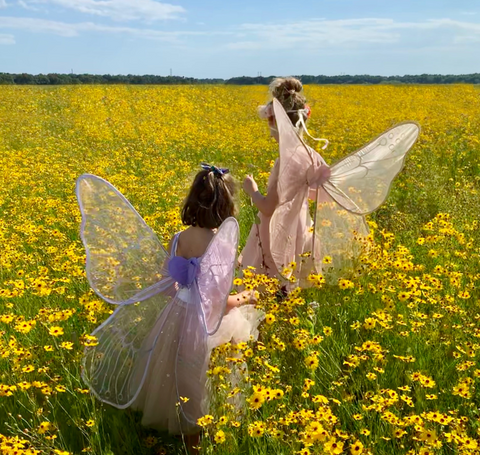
[77, 165, 263, 451]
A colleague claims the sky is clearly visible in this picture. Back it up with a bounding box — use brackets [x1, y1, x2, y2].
[0, 0, 479, 78]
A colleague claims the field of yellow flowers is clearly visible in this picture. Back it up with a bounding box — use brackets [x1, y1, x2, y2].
[0, 84, 479, 455]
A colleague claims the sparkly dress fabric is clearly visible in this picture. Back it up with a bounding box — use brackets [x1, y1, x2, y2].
[132, 233, 264, 434]
[76, 175, 263, 436]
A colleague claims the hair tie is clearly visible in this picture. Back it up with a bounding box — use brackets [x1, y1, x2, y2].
[201, 162, 229, 177]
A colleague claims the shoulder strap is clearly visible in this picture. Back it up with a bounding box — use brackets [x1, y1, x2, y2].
[171, 232, 181, 257]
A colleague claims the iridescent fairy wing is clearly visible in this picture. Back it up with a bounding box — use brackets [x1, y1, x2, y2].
[269, 98, 319, 273]
[313, 123, 419, 281]
[77, 174, 177, 407]
[312, 189, 370, 282]
[175, 217, 239, 426]
[322, 123, 420, 214]
[197, 216, 239, 335]
[81, 282, 177, 409]
[76, 174, 168, 304]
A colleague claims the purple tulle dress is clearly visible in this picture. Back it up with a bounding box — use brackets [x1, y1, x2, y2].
[76, 173, 264, 436]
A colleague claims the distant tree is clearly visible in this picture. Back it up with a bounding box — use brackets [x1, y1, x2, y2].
[0, 73, 14, 84]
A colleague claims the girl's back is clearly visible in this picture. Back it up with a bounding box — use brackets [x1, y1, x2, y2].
[173, 226, 214, 259]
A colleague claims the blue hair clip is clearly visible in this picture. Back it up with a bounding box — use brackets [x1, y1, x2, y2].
[201, 162, 229, 177]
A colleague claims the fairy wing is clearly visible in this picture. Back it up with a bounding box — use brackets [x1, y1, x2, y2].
[77, 174, 177, 407]
[175, 217, 239, 426]
[81, 283, 177, 409]
[312, 123, 419, 281]
[196, 216, 239, 335]
[322, 122, 420, 215]
[269, 98, 321, 273]
[76, 174, 168, 305]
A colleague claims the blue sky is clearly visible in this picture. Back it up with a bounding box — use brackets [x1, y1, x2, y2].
[0, 0, 479, 77]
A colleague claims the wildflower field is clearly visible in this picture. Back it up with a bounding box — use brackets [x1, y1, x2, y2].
[1, 84, 480, 455]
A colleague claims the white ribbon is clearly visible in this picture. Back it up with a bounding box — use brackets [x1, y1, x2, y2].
[288, 108, 329, 150]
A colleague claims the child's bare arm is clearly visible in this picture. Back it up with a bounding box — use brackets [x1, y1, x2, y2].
[243, 175, 279, 217]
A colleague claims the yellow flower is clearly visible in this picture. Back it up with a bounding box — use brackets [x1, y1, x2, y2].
[418, 428, 438, 445]
[350, 440, 363, 454]
[214, 430, 226, 444]
[324, 438, 344, 455]
[218, 415, 228, 425]
[312, 394, 329, 404]
[248, 392, 265, 410]
[38, 421, 53, 434]
[265, 313, 276, 324]
[197, 415, 214, 427]
[248, 421, 265, 437]
[304, 354, 319, 370]
[49, 326, 64, 337]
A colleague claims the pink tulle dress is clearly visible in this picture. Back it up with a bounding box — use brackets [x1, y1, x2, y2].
[240, 99, 419, 282]
[239, 155, 318, 278]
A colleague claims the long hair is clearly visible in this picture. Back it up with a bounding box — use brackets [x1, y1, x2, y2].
[181, 169, 237, 229]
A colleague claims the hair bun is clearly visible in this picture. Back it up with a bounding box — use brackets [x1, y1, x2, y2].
[270, 77, 303, 100]
[267, 76, 307, 127]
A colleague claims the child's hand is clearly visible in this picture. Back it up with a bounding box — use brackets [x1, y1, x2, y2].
[227, 290, 257, 311]
[239, 289, 257, 305]
[243, 175, 259, 197]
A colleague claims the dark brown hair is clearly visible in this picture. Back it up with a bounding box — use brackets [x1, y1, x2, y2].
[181, 169, 237, 229]
[270, 77, 307, 127]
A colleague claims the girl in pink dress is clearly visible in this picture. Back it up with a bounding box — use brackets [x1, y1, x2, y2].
[239, 77, 331, 278]
[240, 78, 420, 283]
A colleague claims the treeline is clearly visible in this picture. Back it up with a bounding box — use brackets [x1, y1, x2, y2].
[226, 74, 480, 85]
[0, 73, 223, 85]
[1, 72, 480, 85]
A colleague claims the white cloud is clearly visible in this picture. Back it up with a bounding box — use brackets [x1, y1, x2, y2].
[18, 0, 42, 11]
[0, 0, 7, 8]
[0, 32, 15, 43]
[225, 17, 480, 50]
[20, 0, 185, 22]
[0, 15, 212, 40]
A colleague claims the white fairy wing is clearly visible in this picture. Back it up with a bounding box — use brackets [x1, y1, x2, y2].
[313, 188, 370, 283]
[76, 173, 177, 407]
[322, 123, 420, 215]
[76, 174, 168, 304]
[82, 284, 176, 409]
